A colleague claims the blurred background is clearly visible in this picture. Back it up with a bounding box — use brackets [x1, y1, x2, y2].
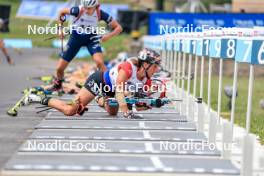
[1, 0, 264, 58]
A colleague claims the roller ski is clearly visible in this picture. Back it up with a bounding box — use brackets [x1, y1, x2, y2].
[27, 75, 54, 84]
[6, 88, 48, 116]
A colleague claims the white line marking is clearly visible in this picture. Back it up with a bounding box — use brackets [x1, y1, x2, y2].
[141, 167, 157, 172]
[70, 165, 85, 170]
[126, 166, 139, 171]
[119, 149, 130, 153]
[150, 156, 165, 169]
[193, 168, 205, 173]
[163, 167, 174, 172]
[134, 150, 145, 153]
[145, 142, 154, 152]
[143, 131, 151, 139]
[89, 165, 102, 171]
[141, 122, 154, 153]
[139, 122, 145, 128]
[104, 166, 120, 171]
[33, 164, 53, 170]
[13, 164, 32, 169]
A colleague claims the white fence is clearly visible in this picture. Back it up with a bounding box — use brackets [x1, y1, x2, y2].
[143, 27, 264, 176]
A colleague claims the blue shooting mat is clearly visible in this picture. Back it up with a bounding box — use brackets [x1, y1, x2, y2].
[195, 38, 203, 56]
[173, 38, 181, 52]
[165, 37, 174, 51]
[190, 38, 197, 55]
[251, 38, 264, 65]
[220, 37, 237, 60]
[181, 39, 191, 54]
[202, 37, 210, 57]
[235, 38, 252, 63]
[156, 39, 163, 50]
[17, 1, 129, 20]
[209, 37, 222, 58]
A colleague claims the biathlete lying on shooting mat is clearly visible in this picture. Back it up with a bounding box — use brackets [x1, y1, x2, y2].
[49, 0, 123, 92]
[27, 49, 162, 119]
[0, 39, 14, 65]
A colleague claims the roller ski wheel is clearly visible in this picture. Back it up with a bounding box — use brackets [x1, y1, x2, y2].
[6, 87, 46, 117]
[7, 109, 18, 116]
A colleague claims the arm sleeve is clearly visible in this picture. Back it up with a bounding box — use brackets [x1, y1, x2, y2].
[100, 10, 113, 24]
[118, 62, 132, 79]
[70, 6, 80, 17]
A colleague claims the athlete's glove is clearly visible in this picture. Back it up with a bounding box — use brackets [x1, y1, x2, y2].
[123, 111, 143, 119]
[59, 15, 66, 23]
[135, 102, 152, 111]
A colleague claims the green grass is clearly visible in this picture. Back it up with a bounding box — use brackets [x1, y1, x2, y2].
[0, 0, 55, 47]
[0, 0, 131, 58]
[181, 73, 264, 144]
[50, 34, 130, 61]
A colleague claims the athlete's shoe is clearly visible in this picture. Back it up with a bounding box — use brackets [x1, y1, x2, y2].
[7, 56, 15, 65]
[47, 79, 63, 92]
[23, 88, 47, 105]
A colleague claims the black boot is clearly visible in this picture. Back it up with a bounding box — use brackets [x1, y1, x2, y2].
[41, 97, 52, 106]
[47, 78, 63, 92]
[6, 56, 14, 65]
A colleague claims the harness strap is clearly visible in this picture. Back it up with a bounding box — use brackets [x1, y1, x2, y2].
[142, 64, 153, 80]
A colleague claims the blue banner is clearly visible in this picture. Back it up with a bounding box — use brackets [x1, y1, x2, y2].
[17, 0, 67, 20]
[17, 0, 129, 20]
[149, 13, 264, 35]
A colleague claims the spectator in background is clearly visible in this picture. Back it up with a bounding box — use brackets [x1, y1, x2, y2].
[0, 18, 3, 29]
[0, 18, 9, 32]
[0, 39, 14, 65]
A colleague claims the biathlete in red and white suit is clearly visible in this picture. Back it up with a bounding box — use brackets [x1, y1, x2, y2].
[29, 49, 161, 119]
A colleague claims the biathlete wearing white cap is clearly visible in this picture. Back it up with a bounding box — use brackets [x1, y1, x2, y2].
[49, 0, 122, 92]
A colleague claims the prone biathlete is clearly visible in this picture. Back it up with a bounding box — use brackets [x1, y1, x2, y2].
[49, 0, 123, 91]
[28, 48, 161, 119]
